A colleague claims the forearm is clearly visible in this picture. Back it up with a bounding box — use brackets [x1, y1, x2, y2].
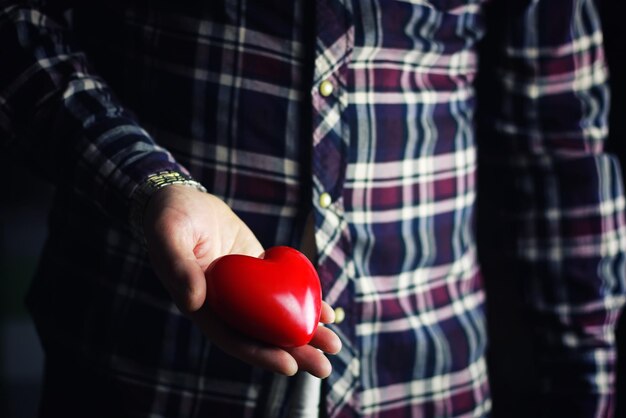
[0, 1, 188, 226]
[479, 151, 626, 416]
[477, 0, 626, 415]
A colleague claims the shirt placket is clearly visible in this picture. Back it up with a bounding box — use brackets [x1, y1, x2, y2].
[311, 1, 361, 417]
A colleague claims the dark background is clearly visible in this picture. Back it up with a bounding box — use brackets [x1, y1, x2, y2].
[0, 2, 624, 417]
[600, 0, 626, 415]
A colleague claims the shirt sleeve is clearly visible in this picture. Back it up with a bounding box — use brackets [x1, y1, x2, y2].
[0, 0, 191, 226]
[476, 0, 626, 416]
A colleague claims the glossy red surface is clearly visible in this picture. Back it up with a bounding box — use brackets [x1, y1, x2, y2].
[205, 246, 322, 347]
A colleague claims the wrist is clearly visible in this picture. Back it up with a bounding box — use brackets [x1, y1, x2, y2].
[129, 170, 207, 244]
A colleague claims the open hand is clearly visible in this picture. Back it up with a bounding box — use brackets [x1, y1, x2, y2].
[142, 184, 341, 378]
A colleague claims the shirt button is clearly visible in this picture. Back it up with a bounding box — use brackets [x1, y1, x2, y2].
[319, 80, 334, 97]
[319, 192, 332, 208]
[334, 307, 346, 324]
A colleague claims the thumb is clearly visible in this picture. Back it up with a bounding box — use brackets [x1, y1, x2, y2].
[147, 222, 207, 314]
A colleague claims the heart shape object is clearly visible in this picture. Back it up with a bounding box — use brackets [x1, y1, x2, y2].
[205, 246, 322, 347]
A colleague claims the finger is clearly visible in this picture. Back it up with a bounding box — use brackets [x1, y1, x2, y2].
[309, 325, 342, 355]
[285, 344, 332, 379]
[191, 306, 298, 376]
[320, 302, 335, 324]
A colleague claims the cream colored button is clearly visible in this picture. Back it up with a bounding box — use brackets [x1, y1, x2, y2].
[319, 192, 332, 208]
[319, 80, 334, 97]
[334, 307, 346, 324]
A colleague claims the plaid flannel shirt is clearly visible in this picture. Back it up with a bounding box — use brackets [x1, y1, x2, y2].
[1, 0, 625, 417]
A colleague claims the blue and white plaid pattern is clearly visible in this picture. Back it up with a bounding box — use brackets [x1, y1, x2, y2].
[1, 0, 624, 417]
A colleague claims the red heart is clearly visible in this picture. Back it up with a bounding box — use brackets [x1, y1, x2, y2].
[205, 246, 322, 347]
